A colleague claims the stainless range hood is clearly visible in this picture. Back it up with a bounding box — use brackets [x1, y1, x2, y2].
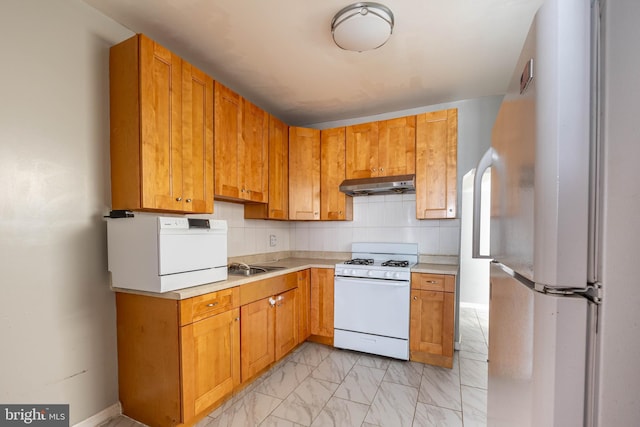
[339, 174, 416, 196]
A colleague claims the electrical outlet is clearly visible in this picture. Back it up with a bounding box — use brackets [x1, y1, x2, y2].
[269, 234, 277, 247]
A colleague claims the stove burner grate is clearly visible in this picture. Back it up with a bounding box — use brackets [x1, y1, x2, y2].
[381, 260, 409, 268]
[344, 258, 374, 265]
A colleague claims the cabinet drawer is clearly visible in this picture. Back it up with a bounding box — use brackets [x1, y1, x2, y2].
[411, 273, 455, 293]
[180, 287, 239, 325]
[239, 273, 297, 306]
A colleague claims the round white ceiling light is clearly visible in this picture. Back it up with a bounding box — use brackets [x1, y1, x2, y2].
[331, 2, 395, 52]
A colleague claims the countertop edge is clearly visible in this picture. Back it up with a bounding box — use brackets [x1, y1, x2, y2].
[111, 258, 459, 300]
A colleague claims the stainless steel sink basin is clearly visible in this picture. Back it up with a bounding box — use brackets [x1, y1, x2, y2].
[227, 263, 286, 276]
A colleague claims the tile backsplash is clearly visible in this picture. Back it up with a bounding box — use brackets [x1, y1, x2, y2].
[211, 195, 460, 258]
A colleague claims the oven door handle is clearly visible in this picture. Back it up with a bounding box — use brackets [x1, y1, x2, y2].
[335, 278, 410, 287]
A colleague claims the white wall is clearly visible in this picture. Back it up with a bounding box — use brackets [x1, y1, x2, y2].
[0, 0, 132, 424]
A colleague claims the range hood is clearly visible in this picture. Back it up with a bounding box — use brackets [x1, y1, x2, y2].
[339, 174, 416, 196]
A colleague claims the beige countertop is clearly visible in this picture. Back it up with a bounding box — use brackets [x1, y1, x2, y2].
[112, 257, 459, 300]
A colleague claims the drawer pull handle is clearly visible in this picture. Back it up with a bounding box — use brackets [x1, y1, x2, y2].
[426, 280, 438, 284]
[206, 302, 219, 307]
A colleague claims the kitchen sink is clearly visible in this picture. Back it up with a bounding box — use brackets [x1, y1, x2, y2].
[227, 263, 286, 276]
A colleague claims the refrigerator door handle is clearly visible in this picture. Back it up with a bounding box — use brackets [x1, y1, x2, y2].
[473, 147, 496, 258]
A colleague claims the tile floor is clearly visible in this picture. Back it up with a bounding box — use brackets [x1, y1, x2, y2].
[102, 305, 488, 427]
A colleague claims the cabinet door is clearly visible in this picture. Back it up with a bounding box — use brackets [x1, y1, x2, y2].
[410, 289, 455, 367]
[345, 122, 379, 179]
[289, 127, 320, 220]
[297, 270, 311, 344]
[240, 297, 275, 382]
[310, 268, 334, 342]
[321, 127, 353, 221]
[181, 308, 240, 421]
[181, 62, 214, 213]
[416, 109, 458, 219]
[214, 82, 242, 200]
[268, 115, 289, 218]
[378, 116, 416, 177]
[241, 99, 269, 203]
[139, 35, 184, 211]
[275, 288, 298, 360]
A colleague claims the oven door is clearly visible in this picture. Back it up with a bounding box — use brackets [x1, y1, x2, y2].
[334, 276, 410, 339]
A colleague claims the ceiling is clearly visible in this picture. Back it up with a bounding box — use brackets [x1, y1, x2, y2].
[84, 0, 543, 126]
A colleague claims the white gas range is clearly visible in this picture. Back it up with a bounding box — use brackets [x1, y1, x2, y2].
[334, 242, 418, 360]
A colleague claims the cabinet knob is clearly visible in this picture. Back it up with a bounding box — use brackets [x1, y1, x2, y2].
[186, 198, 192, 203]
[176, 197, 182, 202]
[206, 302, 219, 307]
[241, 188, 245, 193]
[380, 167, 384, 172]
[314, 212, 318, 216]
[413, 296, 418, 300]
[339, 211, 343, 215]
[235, 317, 240, 321]
[371, 167, 377, 172]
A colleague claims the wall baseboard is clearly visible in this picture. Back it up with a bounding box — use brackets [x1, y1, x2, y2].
[73, 402, 121, 427]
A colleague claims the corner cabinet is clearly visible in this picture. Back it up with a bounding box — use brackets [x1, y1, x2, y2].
[115, 287, 240, 427]
[321, 127, 353, 221]
[409, 273, 455, 368]
[109, 34, 214, 213]
[289, 127, 321, 220]
[416, 109, 458, 219]
[214, 83, 268, 203]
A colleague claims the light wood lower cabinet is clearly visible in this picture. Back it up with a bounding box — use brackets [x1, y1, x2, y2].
[239, 273, 299, 383]
[309, 268, 334, 345]
[115, 287, 240, 427]
[409, 273, 455, 368]
[297, 269, 311, 343]
[181, 308, 240, 420]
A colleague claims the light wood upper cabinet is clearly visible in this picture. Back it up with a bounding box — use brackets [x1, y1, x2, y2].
[416, 109, 458, 219]
[244, 114, 289, 219]
[214, 83, 268, 203]
[346, 117, 416, 179]
[214, 83, 242, 199]
[181, 62, 215, 213]
[378, 116, 416, 177]
[241, 99, 269, 203]
[346, 122, 379, 179]
[109, 34, 213, 213]
[321, 127, 353, 221]
[409, 273, 455, 368]
[309, 268, 334, 345]
[289, 127, 321, 220]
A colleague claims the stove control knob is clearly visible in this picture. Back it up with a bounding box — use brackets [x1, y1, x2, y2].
[385, 271, 392, 278]
[350, 269, 356, 275]
[368, 270, 374, 276]
[394, 272, 400, 279]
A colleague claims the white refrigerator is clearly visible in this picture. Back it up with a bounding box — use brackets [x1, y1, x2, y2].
[472, 0, 601, 425]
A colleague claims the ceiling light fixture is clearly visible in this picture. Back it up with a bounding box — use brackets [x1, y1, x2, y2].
[331, 2, 395, 52]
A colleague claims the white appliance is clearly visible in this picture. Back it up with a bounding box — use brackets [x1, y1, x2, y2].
[334, 242, 418, 360]
[459, 169, 491, 306]
[107, 214, 228, 293]
[472, 1, 603, 425]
